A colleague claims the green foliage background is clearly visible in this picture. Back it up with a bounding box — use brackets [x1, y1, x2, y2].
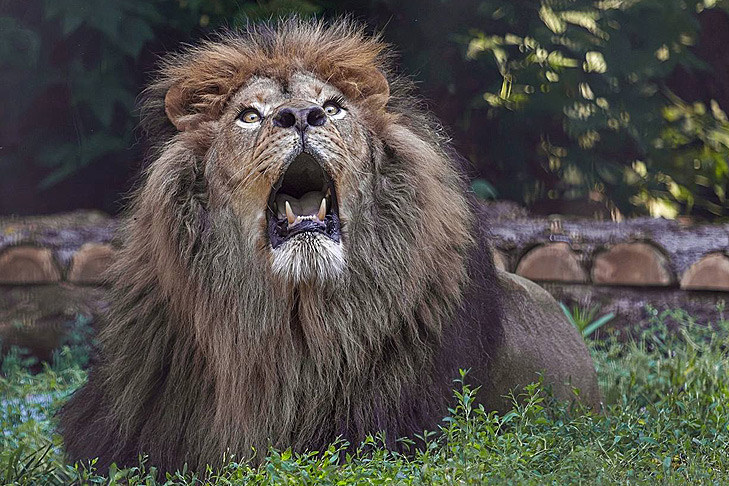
[1, 0, 728, 218]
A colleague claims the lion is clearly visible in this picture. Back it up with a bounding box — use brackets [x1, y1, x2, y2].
[58, 18, 600, 474]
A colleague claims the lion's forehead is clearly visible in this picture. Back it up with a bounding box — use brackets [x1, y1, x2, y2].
[229, 72, 344, 115]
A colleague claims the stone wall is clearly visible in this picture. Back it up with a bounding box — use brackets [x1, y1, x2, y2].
[484, 202, 729, 327]
[1, 206, 728, 359]
[0, 211, 114, 360]
[487, 205, 729, 291]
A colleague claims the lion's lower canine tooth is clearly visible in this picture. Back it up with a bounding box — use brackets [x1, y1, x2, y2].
[285, 201, 296, 225]
[318, 198, 327, 221]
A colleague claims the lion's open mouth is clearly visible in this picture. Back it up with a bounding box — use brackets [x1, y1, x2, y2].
[267, 152, 341, 249]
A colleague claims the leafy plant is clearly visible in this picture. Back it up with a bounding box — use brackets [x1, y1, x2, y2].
[560, 301, 615, 337]
[463, 0, 729, 218]
[1, 1, 162, 189]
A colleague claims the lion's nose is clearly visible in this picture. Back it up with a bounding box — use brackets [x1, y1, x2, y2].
[273, 105, 327, 132]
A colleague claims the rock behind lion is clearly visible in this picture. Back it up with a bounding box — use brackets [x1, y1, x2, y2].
[58, 17, 600, 474]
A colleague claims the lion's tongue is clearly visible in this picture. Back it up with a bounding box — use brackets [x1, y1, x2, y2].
[275, 191, 327, 225]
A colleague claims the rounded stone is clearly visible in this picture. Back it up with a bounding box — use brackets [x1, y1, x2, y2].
[515, 243, 587, 283]
[68, 243, 116, 284]
[592, 242, 673, 286]
[680, 253, 729, 291]
[0, 246, 62, 284]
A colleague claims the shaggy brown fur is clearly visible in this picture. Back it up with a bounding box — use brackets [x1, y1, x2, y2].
[59, 18, 600, 474]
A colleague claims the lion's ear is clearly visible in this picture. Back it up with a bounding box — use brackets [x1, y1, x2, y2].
[341, 67, 390, 112]
[164, 83, 199, 132]
[362, 69, 390, 111]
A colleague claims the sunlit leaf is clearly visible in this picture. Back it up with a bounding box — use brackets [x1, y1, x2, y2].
[584, 51, 607, 73]
[539, 5, 566, 34]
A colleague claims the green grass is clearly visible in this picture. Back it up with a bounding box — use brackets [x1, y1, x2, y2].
[2, 307, 728, 485]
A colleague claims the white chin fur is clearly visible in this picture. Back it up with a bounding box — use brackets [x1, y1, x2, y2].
[271, 232, 345, 284]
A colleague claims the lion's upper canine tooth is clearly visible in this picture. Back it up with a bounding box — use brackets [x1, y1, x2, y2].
[317, 198, 327, 221]
[285, 201, 296, 225]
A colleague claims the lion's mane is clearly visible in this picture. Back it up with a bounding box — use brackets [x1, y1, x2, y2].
[59, 18, 504, 473]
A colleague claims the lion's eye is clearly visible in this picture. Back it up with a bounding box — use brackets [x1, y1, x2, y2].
[322, 101, 343, 117]
[237, 108, 262, 125]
